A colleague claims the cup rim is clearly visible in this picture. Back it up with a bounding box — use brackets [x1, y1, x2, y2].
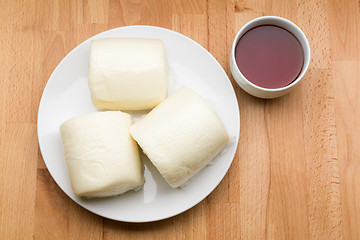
[231, 16, 311, 92]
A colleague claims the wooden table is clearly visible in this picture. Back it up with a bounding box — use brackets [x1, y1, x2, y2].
[1, 0, 359, 239]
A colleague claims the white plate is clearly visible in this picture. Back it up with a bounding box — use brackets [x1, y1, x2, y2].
[37, 26, 240, 222]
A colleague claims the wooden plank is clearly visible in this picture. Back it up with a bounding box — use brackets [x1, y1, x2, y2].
[206, 203, 241, 239]
[140, 0, 172, 28]
[301, 68, 342, 239]
[83, 0, 109, 24]
[171, 13, 208, 49]
[333, 60, 360, 240]
[235, 95, 270, 239]
[264, 90, 309, 240]
[33, 169, 70, 240]
[69, 201, 103, 240]
[0, 124, 38, 239]
[108, 0, 141, 27]
[329, 0, 360, 60]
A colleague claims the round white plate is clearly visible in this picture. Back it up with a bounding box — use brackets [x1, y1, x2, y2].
[37, 26, 240, 222]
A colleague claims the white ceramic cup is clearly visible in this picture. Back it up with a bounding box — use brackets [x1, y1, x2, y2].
[230, 16, 311, 98]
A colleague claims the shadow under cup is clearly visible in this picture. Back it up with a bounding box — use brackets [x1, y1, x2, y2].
[230, 16, 311, 99]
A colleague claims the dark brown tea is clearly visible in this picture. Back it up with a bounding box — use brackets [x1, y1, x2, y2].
[235, 25, 304, 89]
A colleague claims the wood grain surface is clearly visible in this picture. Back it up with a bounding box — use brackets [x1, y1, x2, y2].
[0, 0, 359, 239]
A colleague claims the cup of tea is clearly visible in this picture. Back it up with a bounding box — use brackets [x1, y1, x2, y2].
[230, 16, 311, 98]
